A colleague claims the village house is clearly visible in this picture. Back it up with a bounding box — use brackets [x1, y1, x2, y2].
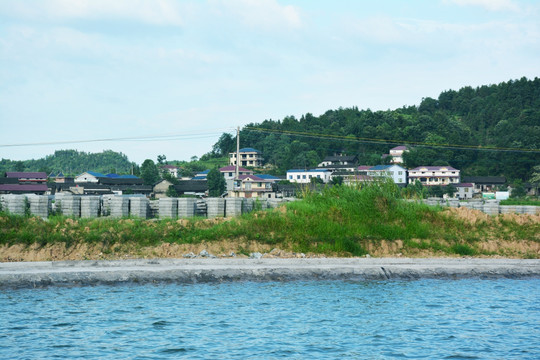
[286, 169, 332, 184]
[408, 166, 460, 186]
[384, 145, 409, 164]
[229, 148, 264, 167]
[454, 183, 474, 199]
[192, 170, 209, 180]
[160, 164, 180, 178]
[461, 176, 506, 195]
[219, 166, 254, 180]
[230, 174, 275, 198]
[0, 172, 49, 195]
[365, 164, 407, 186]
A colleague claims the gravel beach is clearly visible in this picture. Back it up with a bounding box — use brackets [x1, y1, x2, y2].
[1, 258, 539, 288]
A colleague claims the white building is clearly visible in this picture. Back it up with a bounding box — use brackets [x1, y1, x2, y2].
[388, 146, 409, 164]
[286, 169, 332, 184]
[229, 148, 264, 167]
[366, 165, 407, 185]
[408, 166, 460, 186]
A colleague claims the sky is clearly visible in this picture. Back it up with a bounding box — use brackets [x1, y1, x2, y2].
[1, 0, 539, 165]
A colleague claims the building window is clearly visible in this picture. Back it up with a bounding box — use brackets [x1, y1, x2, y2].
[302, 175, 306, 179]
[398, 171, 403, 175]
[289, 175, 292, 179]
[297, 175, 300, 179]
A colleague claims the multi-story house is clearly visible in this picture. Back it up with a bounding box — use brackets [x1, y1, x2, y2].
[286, 169, 332, 184]
[229, 148, 263, 167]
[366, 164, 407, 186]
[387, 146, 409, 164]
[408, 166, 460, 186]
[219, 166, 254, 180]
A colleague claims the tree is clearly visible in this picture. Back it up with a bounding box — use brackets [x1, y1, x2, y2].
[530, 165, 540, 183]
[157, 155, 167, 165]
[331, 176, 344, 186]
[166, 185, 178, 198]
[14, 161, 25, 172]
[445, 184, 457, 198]
[207, 168, 226, 197]
[212, 133, 236, 157]
[510, 180, 526, 198]
[162, 172, 179, 185]
[140, 159, 160, 185]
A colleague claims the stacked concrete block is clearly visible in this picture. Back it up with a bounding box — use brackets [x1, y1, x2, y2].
[195, 199, 207, 217]
[159, 198, 178, 218]
[110, 197, 129, 218]
[225, 198, 244, 217]
[148, 200, 159, 218]
[178, 198, 197, 218]
[267, 198, 284, 209]
[206, 198, 225, 218]
[447, 199, 459, 208]
[3, 195, 27, 216]
[81, 196, 100, 218]
[28, 195, 49, 218]
[426, 197, 441, 207]
[523, 206, 538, 215]
[243, 198, 255, 213]
[61, 196, 81, 217]
[130, 197, 149, 218]
[483, 200, 499, 216]
[500, 205, 518, 214]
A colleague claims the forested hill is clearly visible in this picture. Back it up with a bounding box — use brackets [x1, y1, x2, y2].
[0, 150, 135, 176]
[211, 77, 540, 181]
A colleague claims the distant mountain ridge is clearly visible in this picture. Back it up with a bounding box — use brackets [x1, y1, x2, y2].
[0, 150, 135, 176]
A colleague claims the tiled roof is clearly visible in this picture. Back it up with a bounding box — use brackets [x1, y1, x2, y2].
[455, 183, 473, 187]
[461, 176, 506, 184]
[390, 146, 408, 151]
[238, 175, 270, 181]
[238, 148, 261, 153]
[220, 166, 252, 172]
[357, 166, 372, 170]
[287, 169, 331, 173]
[86, 171, 108, 178]
[410, 166, 458, 171]
[255, 174, 281, 180]
[369, 165, 392, 171]
[6, 172, 47, 179]
[0, 184, 48, 192]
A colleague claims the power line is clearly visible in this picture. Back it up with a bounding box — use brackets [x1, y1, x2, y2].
[0, 128, 234, 148]
[244, 127, 540, 154]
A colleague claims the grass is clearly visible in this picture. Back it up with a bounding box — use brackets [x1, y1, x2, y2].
[500, 199, 540, 206]
[1, 180, 538, 258]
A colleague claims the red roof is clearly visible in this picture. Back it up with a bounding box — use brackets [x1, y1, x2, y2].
[6, 172, 47, 179]
[410, 166, 458, 171]
[357, 166, 372, 170]
[220, 166, 252, 172]
[0, 184, 48, 192]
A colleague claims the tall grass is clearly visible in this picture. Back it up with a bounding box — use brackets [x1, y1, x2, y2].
[1, 180, 538, 257]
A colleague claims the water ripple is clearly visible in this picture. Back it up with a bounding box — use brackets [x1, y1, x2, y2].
[0, 279, 538, 359]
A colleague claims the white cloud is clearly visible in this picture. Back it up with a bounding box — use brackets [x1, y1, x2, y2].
[210, 0, 301, 31]
[445, 0, 520, 12]
[0, 0, 185, 26]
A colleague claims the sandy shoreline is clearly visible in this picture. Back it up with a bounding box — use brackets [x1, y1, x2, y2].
[1, 258, 539, 288]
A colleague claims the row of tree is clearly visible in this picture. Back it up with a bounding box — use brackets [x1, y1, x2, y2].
[209, 77, 539, 182]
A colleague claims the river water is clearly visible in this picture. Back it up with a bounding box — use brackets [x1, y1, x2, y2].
[1, 279, 539, 359]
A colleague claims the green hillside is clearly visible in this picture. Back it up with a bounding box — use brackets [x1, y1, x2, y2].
[211, 77, 539, 181]
[0, 149, 135, 176]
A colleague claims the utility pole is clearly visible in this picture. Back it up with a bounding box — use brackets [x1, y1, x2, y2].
[235, 126, 240, 179]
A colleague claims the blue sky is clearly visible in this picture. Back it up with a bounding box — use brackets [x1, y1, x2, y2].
[1, 0, 539, 164]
